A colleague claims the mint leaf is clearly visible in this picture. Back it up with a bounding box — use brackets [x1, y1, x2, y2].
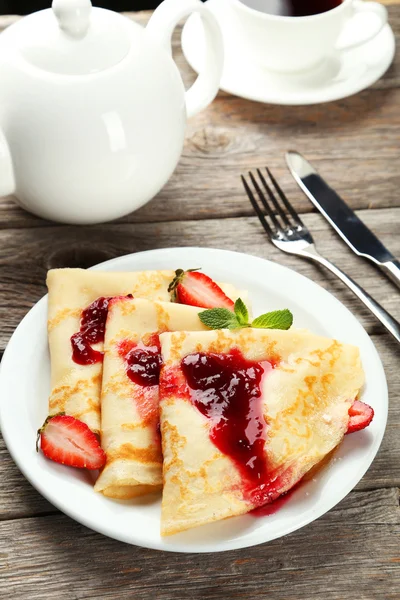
[234, 298, 249, 326]
[252, 309, 293, 330]
[199, 308, 240, 330]
[199, 303, 293, 332]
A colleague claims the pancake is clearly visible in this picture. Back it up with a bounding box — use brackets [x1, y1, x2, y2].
[47, 268, 245, 435]
[47, 269, 177, 434]
[158, 328, 365, 536]
[94, 297, 208, 499]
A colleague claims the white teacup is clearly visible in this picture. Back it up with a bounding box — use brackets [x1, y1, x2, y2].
[225, 0, 388, 73]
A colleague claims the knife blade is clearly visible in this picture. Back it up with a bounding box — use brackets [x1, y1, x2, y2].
[286, 151, 400, 290]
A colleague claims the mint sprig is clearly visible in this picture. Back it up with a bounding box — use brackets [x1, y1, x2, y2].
[234, 298, 249, 326]
[252, 309, 293, 330]
[198, 307, 242, 330]
[199, 299, 293, 332]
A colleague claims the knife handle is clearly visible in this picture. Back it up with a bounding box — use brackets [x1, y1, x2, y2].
[381, 260, 400, 291]
[302, 247, 400, 344]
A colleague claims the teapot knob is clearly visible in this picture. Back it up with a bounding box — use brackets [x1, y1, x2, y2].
[52, 0, 92, 38]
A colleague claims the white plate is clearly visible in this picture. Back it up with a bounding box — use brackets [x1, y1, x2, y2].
[0, 247, 387, 553]
[182, 0, 395, 105]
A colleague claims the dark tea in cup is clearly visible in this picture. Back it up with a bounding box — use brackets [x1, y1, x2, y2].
[241, 0, 343, 17]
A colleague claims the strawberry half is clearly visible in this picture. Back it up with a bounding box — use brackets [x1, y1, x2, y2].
[168, 269, 234, 310]
[346, 400, 374, 434]
[37, 414, 106, 469]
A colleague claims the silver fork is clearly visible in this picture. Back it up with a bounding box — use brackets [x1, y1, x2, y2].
[241, 167, 400, 344]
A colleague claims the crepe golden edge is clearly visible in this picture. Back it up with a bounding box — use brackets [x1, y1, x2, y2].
[158, 328, 365, 536]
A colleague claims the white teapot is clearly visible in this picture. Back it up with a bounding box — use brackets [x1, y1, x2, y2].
[0, 0, 223, 224]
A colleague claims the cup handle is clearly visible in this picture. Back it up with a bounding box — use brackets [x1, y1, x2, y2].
[335, 0, 388, 51]
[146, 0, 224, 119]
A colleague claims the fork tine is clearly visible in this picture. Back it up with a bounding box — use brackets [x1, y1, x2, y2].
[266, 167, 304, 228]
[248, 171, 281, 230]
[256, 169, 291, 228]
[241, 175, 273, 237]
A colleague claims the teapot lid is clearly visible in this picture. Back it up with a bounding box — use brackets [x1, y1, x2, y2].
[3, 0, 132, 75]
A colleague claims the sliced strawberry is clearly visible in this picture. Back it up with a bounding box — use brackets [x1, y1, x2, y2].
[346, 400, 374, 434]
[37, 414, 106, 469]
[168, 269, 234, 310]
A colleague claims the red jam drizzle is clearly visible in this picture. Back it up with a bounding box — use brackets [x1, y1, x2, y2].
[120, 334, 162, 388]
[71, 332, 104, 366]
[118, 333, 162, 429]
[181, 349, 287, 507]
[250, 484, 299, 517]
[71, 295, 132, 365]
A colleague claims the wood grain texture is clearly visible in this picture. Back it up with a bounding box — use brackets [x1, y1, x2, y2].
[0, 5, 399, 599]
[1, 97, 399, 228]
[0, 207, 398, 350]
[0, 8, 399, 228]
[356, 333, 400, 489]
[0, 489, 398, 600]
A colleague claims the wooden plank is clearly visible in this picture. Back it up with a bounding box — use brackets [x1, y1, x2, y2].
[0, 207, 398, 350]
[0, 490, 398, 600]
[354, 333, 400, 490]
[0, 6, 397, 598]
[0, 9, 399, 228]
[0, 432, 54, 520]
[1, 110, 400, 228]
[0, 0, 396, 26]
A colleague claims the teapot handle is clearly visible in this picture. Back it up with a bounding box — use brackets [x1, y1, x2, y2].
[146, 0, 224, 119]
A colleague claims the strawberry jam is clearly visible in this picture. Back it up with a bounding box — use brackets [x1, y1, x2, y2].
[71, 295, 132, 366]
[119, 334, 162, 387]
[78, 297, 111, 344]
[125, 344, 162, 387]
[118, 334, 162, 430]
[250, 484, 299, 517]
[182, 349, 283, 506]
[71, 332, 104, 366]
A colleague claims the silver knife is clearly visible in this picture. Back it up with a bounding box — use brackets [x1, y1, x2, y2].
[286, 151, 400, 290]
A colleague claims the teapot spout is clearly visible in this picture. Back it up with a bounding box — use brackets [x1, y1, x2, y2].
[0, 129, 15, 196]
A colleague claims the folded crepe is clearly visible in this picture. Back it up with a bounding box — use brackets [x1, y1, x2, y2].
[47, 269, 178, 433]
[94, 297, 209, 499]
[47, 267, 245, 435]
[158, 328, 366, 536]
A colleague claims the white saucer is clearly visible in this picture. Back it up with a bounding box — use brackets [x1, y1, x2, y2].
[182, 0, 395, 106]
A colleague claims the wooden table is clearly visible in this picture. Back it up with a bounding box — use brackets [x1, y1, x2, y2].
[0, 2, 399, 598]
